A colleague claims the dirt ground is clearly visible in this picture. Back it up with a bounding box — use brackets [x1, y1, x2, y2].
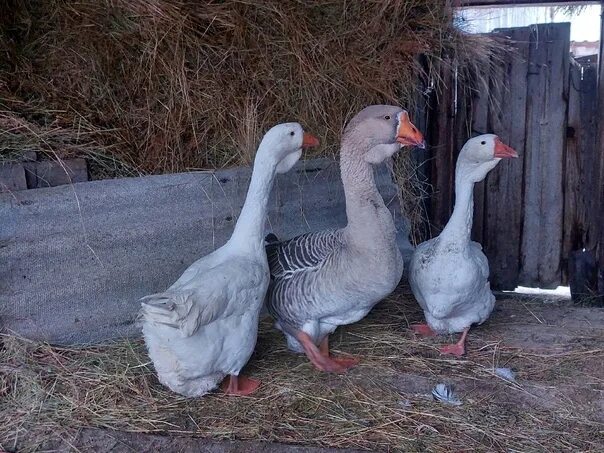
[2, 289, 603, 452]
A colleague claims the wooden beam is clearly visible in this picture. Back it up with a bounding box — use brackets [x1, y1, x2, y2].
[483, 27, 530, 290]
[597, 2, 604, 302]
[520, 23, 570, 288]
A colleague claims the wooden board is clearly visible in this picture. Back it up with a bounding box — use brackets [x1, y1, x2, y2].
[563, 61, 599, 285]
[23, 158, 89, 189]
[470, 69, 489, 246]
[482, 27, 530, 290]
[598, 1, 604, 302]
[0, 163, 27, 192]
[520, 23, 570, 288]
[428, 61, 456, 234]
[409, 58, 432, 243]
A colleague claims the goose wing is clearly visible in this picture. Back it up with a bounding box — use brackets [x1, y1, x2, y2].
[140, 262, 263, 337]
[139, 286, 228, 337]
[265, 229, 343, 280]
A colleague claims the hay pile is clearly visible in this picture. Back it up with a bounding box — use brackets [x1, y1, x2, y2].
[1, 291, 602, 452]
[0, 0, 500, 237]
[0, 0, 494, 172]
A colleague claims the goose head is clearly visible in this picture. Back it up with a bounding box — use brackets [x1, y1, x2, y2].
[457, 134, 518, 183]
[342, 105, 425, 165]
[257, 122, 320, 174]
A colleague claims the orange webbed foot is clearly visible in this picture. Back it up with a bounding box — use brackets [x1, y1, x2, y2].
[221, 375, 261, 396]
[411, 323, 437, 337]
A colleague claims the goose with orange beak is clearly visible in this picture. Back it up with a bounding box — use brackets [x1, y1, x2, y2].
[265, 105, 425, 373]
[140, 123, 319, 397]
[408, 134, 518, 356]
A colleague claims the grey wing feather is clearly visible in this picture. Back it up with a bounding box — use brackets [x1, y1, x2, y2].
[265, 229, 342, 280]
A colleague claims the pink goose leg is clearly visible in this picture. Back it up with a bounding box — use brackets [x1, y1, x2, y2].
[295, 331, 358, 373]
[410, 323, 437, 337]
[439, 327, 470, 356]
[221, 375, 261, 396]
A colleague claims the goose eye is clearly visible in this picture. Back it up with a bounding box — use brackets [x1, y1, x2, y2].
[290, 131, 295, 136]
[384, 115, 391, 120]
[480, 141, 486, 145]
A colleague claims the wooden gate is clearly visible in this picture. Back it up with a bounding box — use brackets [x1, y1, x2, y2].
[423, 23, 601, 293]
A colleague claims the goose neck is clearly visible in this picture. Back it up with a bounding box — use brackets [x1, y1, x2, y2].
[439, 173, 475, 246]
[339, 139, 392, 239]
[230, 156, 275, 250]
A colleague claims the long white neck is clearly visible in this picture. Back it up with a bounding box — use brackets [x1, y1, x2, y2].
[340, 134, 396, 244]
[439, 167, 475, 246]
[229, 155, 275, 250]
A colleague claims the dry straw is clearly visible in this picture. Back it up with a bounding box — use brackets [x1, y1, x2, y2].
[0, 1, 505, 235]
[1, 291, 602, 452]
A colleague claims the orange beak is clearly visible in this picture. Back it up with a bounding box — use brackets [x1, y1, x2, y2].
[493, 137, 518, 158]
[396, 112, 425, 149]
[302, 132, 320, 149]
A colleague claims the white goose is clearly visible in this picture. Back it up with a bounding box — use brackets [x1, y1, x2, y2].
[408, 134, 518, 356]
[139, 123, 319, 396]
[265, 105, 425, 373]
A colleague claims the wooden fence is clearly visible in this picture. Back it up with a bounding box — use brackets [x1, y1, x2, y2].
[422, 23, 601, 296]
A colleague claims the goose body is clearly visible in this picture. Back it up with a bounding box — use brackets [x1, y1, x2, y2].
[408, 134, 518, 355]
[139, 123, 319, 396]
[141, 252, 267, 396]
[410, 235, 495, 334]
[266, 105, 425, 372]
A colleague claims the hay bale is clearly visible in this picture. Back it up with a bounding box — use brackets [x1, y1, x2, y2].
[1, 0, 479, 170]
[0, 0, 501, 238]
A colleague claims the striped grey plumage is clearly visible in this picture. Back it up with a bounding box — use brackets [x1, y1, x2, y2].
[266, 230, 344, 328]
[266, 229, 342, 279]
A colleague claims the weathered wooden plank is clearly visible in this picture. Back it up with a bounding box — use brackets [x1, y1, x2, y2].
[428, 60, 456, 234]
[520, 23, 569, 288]
[563, 61, 599, 289]
[408, 57, 432, 243]
[483, 27, 530, 290]
[470, 66, 490, 246]
[597, 1, 604, 304]
[23, 158, 89, 189]
[581, 64, 601, 252]
[563, 59, 582, 272]
[0, 162, 27, 192]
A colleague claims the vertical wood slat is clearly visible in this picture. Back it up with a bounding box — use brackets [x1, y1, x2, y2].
[482, 27, 530, 290]
[427, 58, 474, 237]
[409, 57, 433, 243]
[470, 65, 490, 246]
[520, 23, 570, 289]
[428, 60, 456, 234]
[563, 62, 599, 282]
[598, 1, 604, 302]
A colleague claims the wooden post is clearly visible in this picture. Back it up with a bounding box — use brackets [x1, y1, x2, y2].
[565, 60, 599, 303]
[428, 60, 456, 234]
[483, 27, 530, 290]
[470, 67, 489, 247]
[597, 2, 604, 303]
[520, 23, 570, 289]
